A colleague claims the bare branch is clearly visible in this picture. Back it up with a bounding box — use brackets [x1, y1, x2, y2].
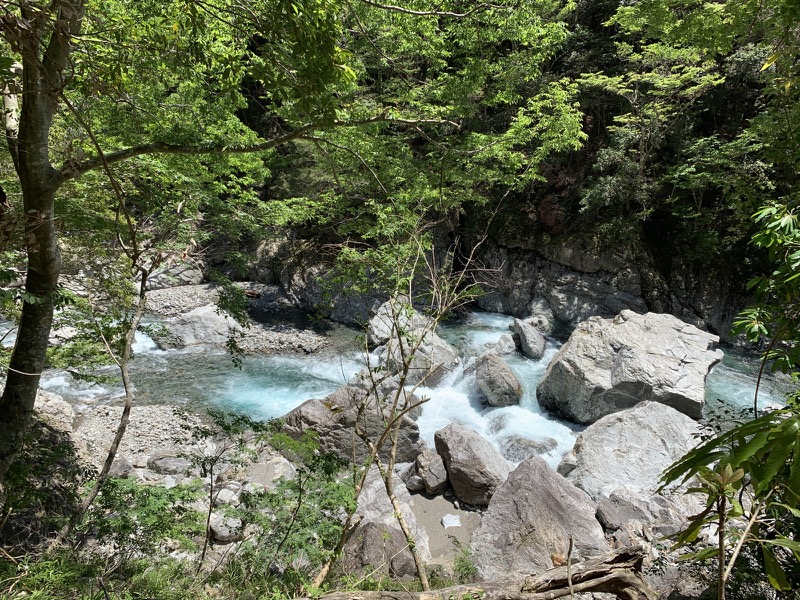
[357, 0, 491, 18]
[304, 134, 389, 195]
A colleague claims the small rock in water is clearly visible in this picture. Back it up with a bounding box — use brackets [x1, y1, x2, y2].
[441, 514, 461, 529]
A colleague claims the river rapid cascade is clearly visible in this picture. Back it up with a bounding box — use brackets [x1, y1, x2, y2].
[23, 288, 789, 469]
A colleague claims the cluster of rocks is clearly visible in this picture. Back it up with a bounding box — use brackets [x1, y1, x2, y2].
[280, 301, 723, 594]
[145, 283, 329, 355]
[34, 388, 300, 547]
[31, 276, 729, 596]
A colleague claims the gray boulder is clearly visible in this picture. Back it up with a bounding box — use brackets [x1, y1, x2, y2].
[510, 318, 546, 359]
[470, 456, 609, 579]
[474, 353, 523, 407]
[341, 466, 430, 577]
[147, 451, 193, 476]
[489, 333, 517, 355]
[561, 401, 701, 500]
[243, 456, 297, 491]
[406, 450, 448, 496]
[209, 514, 243, 544]
[34, 389, 75, 432]
[282, 375, 425, 465]
[434, 423, 512, 506]
[145, 262, 204, 290]
[537, 310, 723, 423]
[369, 298, 460, 387]
[158, 305, 242, 348]
[498, 434, 558, 463]
[367, 297, 431, 347]
[560, 401, 703, 537]
[108, 457, 133, 479]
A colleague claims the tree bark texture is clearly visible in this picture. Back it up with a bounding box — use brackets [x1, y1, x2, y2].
[0, 0, 84, 489]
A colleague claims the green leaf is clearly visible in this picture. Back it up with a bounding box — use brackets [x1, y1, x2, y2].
[680, 546, 719, 561]
[762, 545, 791, 590]
[0, 55, 17, 76]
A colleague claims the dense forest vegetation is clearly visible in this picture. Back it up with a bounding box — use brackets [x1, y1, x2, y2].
[1, 0, 799, 598]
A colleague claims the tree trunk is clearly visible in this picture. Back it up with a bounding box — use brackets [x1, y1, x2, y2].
[0, 0, 78, 489]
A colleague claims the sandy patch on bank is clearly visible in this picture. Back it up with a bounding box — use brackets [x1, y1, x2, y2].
[409, 493, 482, 567]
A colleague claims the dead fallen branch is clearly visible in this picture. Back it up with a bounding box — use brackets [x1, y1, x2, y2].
[306, 547, 655, 600]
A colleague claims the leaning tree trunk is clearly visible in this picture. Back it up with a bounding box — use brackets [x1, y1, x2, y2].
[0, 0, 81, 490]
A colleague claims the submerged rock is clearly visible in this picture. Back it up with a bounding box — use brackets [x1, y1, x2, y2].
[537, 310, 723, 423]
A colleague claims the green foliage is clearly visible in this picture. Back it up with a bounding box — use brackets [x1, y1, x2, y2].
[450, 536, 478, 584]
[78, 478, 203, 560]
[733, 204, 800, 373]
[665, 202, 800, 597]
[578, 37, 724, 225]
[220, 460, 354, 596]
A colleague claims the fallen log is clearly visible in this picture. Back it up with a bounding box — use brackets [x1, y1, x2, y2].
[308, 547, 655, 600]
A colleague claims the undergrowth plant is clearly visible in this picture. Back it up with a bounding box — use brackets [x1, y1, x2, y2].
[664, 202, 800, 600]
[217, 429, 354, 597]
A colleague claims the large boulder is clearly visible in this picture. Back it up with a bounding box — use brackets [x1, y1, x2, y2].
[340, 466, 430, 578]
[470, 457, 609, 579]
[434, 423, 512, 506]
[474, 353, 523, 407]
[158, 304, 242, 348]
[368, 298, 460, 387]
[34, 389, 75, 432]
[559, 401, 703, 537]
[282, 372, 425, 464]
[367, 297, 431, 347]
[537, 310, 723, 423]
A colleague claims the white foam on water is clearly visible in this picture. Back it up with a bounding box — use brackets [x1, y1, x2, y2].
[132, 330, 162, 354]
[213, 352, 363, 421]
[416, 336, 577, 469]
[39, 370, 114, 402]
[439, 311, 516, 355]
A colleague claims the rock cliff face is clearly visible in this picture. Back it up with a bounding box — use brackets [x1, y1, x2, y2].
[246, 233, 748, 343]
[470, 237, 747, 342]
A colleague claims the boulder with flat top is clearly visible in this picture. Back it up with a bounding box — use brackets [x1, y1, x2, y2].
[537, 310, 723, 424]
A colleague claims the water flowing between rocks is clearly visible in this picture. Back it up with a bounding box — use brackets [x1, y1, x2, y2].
[24, 310, 792, 467]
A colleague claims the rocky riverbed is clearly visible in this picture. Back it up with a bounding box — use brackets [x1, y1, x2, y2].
[23, 282, 754, 597]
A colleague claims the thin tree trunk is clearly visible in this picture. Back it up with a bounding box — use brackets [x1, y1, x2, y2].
[0, 0, 84, 494]
[50, 273, 150, 546]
